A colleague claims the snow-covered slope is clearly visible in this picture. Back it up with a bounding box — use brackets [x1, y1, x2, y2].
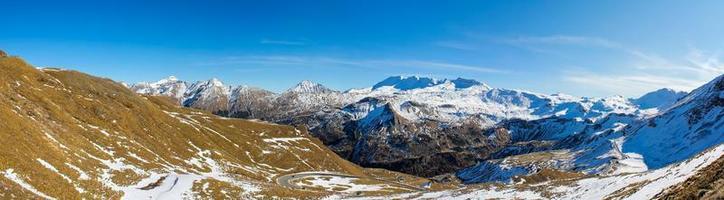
[371, 76, 489, 91]
[357, 144, 724, 200]
[372, 76, 441, 90]
[632, 88, 688, 111]
[130, 76, 188, 101]
[623, 74, 724, 169]
[457, 74, 724, 184]
[342, 83, 640, 128]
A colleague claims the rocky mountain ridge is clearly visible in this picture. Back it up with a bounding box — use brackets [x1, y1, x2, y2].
[131, 75, 694, 177]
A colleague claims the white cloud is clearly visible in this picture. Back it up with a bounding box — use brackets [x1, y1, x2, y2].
[562, 48, 724, 97]
[434, 41, 479, 51]
[505, 35, 724, 97]
[505, 35, 621, 48]
[259, 39, 307, 46]
[684, 48, 724, 75]
[197, 55, 508, 74]
[505, 35, 665, 62]
[563, 71, 703, 97]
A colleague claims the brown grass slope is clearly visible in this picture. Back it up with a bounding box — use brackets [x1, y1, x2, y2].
[0, 55, 428, 199]
[654, 155, 724, 200]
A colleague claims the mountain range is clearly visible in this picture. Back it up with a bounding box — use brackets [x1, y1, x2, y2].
[0, 50, 721, 199]
[131, 75, 698, 177]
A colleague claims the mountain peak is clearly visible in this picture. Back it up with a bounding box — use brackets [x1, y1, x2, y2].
[155, 76, 180, 84]
[372, 75, 485, 90]
[186, 78, 229, 94]
[372, 76, 441, 90]
[206, 78, 224, 86]
[298, 80, 316, 86]
[289, 80, 334, 93]
[633, 88, 688, 110]
[449, 78, 489, 89]
[131, 76, 189, 101]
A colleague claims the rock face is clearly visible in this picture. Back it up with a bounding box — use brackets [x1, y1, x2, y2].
[131, 75, 712, 177]
[0, 50, 7, 57]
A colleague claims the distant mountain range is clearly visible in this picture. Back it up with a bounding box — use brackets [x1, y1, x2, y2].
[1, 50, 721, 199]
[131, 75, 705, 177]
[132, 75, 678, 123]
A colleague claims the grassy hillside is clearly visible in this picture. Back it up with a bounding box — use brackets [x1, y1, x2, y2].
[0, 55, 435, 199]
[654, 155, 723, 199]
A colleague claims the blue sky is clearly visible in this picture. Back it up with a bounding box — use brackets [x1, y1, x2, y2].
[2, 0, 724, 97]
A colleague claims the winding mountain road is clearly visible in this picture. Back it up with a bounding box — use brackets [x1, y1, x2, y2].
[276, 172, 427, 192]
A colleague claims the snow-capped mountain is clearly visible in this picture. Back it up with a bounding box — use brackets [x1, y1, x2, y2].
[182, 78, 231, 114]
[130, 76, 187, 100]
[289, 80, 337, 93]
[624, 74, 723, 168]
[133, 75, 658, 126]
[131, 75, 703, 177]
[275, 80, 346, 118]
[457, 74, 724, 184]
[632, 88, 688, 111]
[371, 76, 488, 90]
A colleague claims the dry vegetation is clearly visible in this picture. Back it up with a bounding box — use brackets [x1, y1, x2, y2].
[8, 52, 715, 200]
[654, 155, 724, 200]
[0, 55, 435, 199]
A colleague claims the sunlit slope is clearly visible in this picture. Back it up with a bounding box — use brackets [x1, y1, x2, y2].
[0, 56, 426, 199]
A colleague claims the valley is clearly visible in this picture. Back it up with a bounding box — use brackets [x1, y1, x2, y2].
[4, 1, 724, 199]
[0, 51, 721, 199]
